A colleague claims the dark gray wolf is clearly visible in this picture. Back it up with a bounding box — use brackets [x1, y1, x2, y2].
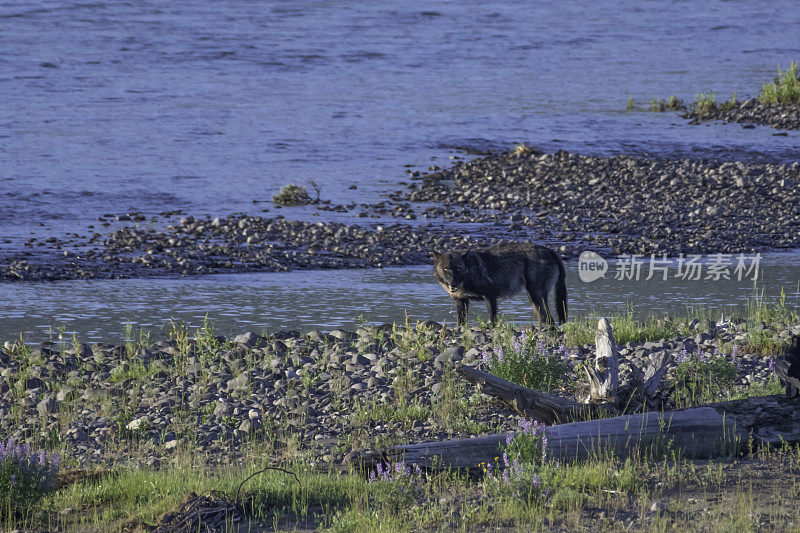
[432, 242, 567, 326]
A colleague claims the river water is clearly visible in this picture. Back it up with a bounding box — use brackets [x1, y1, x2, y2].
[2, 253, 798, 344]
[2, 1, 800, 341]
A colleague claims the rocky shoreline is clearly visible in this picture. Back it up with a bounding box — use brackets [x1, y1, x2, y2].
[2, 149, 800, 282]
[685, 98, 800, 130]
[1, 319, 795, 469]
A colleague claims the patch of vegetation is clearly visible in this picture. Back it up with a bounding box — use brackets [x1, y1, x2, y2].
[649, 95, 684, 112]
[0, 438, 58, 522]
[693, 91, 718, 115]
[563, 310, 679, 347]
[758, 61, 800, 105]
[272, 182, 319, 206]
[670, 347, 738, 407]
[513, 143, 533, 156]
[485, 329, 570, 392]
[626, 95, 635, 111]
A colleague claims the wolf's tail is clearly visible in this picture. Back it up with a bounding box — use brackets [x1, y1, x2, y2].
[555, 257, 568, 324]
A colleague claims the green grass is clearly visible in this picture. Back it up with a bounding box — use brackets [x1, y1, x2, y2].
[693, 91, 718, 115]
[670, 349, 738, 408]
[758, 61, 800, 105]
[563, 310, 680, 347]
[23, 442, 800, 531]
[649, 95, 684, 112]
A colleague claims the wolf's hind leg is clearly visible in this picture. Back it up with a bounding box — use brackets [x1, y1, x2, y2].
[526, 284, 554, 326]
[455, 298, 470, 325]
[484, 297, 498, 324]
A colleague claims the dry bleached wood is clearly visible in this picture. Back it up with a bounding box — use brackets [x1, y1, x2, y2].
[585, 317, 619, 404]
[456, 365, 618, 423]
[455, 364, 594, 425]
[358, 395, 800, 470]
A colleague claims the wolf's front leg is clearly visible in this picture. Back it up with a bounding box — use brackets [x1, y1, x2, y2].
[455, 298, 470, 325]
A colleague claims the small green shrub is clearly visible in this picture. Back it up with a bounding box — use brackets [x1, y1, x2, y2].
[272, 184, 316, 206]
[0, 438, 58, 520]
[759, 61, 800, 105]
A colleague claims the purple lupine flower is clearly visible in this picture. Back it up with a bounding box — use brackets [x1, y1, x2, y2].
[369, 469, 376, 482]
[502, 470, 510, 485]
[769, 357, 775, 371]
[481, 351, 491, 365]
[50, 452, 59, 473]
[414, 464, 422, 477]
[10, 474, 15, 487]
[519, 418, 532, 433]
[502, 451, 510, 468]
[676, 349, 688, 364]
[496, 346, 504, 363]
[511, 458, 522, 479]
[486, 462, 493, 476]
[505, 434, 513, 445]
[541, 432, 548, 462]
[531, 474, 541, 488]
[536, 340, 545, 354]
[513, 337, 522, 354]
[520, 330, 527, 346]
[38, 450, 46, 467]
[732, 344, 738, 359]
[698, 349, 706, 362]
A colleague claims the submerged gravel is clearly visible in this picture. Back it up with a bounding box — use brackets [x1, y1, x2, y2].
[2, 148, 800, 282]
[0, 320, 795, 469]
[402, 149, 800, 255]
[685, 99, 800, 130]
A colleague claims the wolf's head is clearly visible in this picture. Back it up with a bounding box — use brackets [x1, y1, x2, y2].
[432, 250, 467, 293]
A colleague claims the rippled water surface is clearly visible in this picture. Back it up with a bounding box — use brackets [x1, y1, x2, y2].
[3, 254, 798, 344]
[2, 0, 800, 244]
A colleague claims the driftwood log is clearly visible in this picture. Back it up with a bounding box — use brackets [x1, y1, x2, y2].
[360, 395, 800, 470]
[455, 365, 611, 424]
[354, 323, 800, 472]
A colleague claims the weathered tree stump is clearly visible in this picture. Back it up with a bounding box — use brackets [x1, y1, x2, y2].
[585, 317, 619, 404]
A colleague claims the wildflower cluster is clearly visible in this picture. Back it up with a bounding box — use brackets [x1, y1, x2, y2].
[482, 332, 570, 392]
[369, 460, 423, 483]
[480, 418, 547, 498]
[0, 437, 59, 516]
